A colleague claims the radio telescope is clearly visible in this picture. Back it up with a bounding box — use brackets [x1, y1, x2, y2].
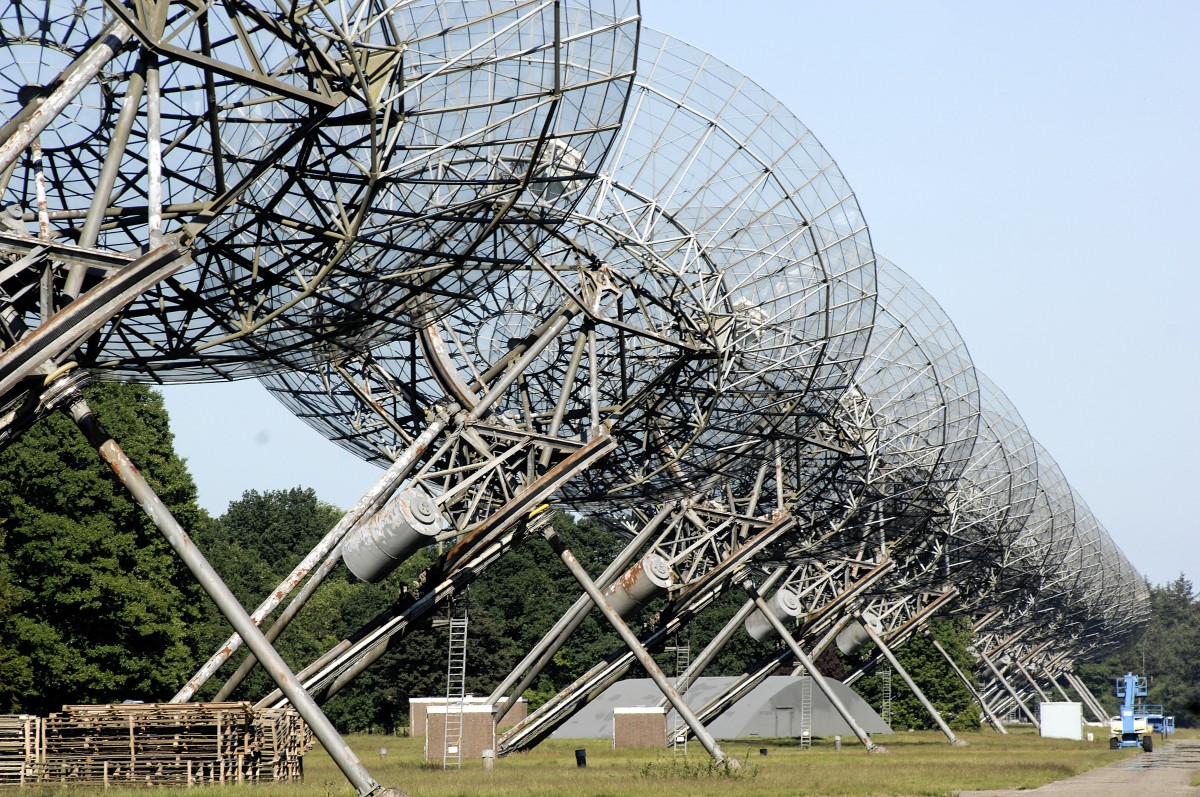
[0, 0, 1152, 788]
[819, 371, 1041, 692]
[226, 29, 877, 728]
[0, 3, 640, 793]
[497, 254, 979, 752]
[261, 26, 877, 507]
[951, 437, 1148, 726]
[0, 0, 641, 408]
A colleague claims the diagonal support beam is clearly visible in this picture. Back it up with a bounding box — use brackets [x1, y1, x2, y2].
[1013, 658, 1051, 703]
[55, 379, 390, 797]
[1063, 671, 1111, 723]
[0, 22, 133, 173]
[741, 580, 888, 754]
[255, 432, 617, 708]
[487, 505, 676, 723]
[175, 408, 453, 701]
[980, 652, 1039, 728]
[860, 619, 964, 745]
[0, 242, 184, 400]
[541, 525, 736, 767]
[930, 637, 1006, 734]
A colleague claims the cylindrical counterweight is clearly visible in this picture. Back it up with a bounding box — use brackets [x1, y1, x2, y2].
[602, 554, 674, 618]
[744, 588, 802, 642]
[836, 611, 883, 655]
[342, 488, 443, 583]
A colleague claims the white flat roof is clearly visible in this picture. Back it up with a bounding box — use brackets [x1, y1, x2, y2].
[427, 704, 497, 715]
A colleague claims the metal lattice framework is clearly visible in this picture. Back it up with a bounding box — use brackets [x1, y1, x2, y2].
[496, 254, 982, 753]
[231, 34, 877, 761]
[260, 26, 876, 506]
[0, 0, 641, 414]
[966, 455, 1150, 724]
[828, 372, 1041, 685]
[0, 3, 640, 794]
[0, 0, 1152, 786]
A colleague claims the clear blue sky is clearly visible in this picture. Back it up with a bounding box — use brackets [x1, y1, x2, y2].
[161, 1, 1199, 588]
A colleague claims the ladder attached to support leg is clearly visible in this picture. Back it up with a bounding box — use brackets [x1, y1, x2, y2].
[881, 664, 893, 728]
[671, 641, 690, 757]
[799, 675, 814, 749]
[443, 598, 469, 770]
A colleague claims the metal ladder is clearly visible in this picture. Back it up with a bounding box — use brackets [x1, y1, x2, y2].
[443, 598, 469, 770]
[799, 675, 813, 749]
[881, 664, 893, 728]
[671, 641, 690, 756]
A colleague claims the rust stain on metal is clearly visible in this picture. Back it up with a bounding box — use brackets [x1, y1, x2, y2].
[179, 641, 235, 695]
[615, 560, 647, 592]
[274, 566, 312, 603]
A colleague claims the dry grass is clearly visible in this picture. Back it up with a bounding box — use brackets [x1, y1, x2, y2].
[18, 727, 1148, 797]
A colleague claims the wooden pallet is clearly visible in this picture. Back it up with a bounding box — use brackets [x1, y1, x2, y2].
[0, 716, 39, 788]
[7, 702, 315, 788]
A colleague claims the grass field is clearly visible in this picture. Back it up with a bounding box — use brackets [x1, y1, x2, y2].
[22, 726, 1160, 797]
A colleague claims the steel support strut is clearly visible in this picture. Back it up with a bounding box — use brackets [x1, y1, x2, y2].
[859, 621, 964, 745]
[0, 239, 184, 401]
[1063, 671, 1111, 723]
[499, 515, 797, 755]
[213, 548, 344, 701]
[487, 505, 675, 722]
[540, 524, 737, 768]
[56, 382, 392, 797]
[175, 410, 452, 702]
[1048, 673, 1073, 703]
[0, 21, 133, 174]
[741, 580, 888, 754]
[667, 567, 790, 701]
[930, 638, 1006, 734]
[980, 653, 1039, 728]
[1014, 659, 1050, 702]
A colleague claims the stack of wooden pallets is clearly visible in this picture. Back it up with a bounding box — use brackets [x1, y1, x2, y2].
[252, 707, 312, 783]
[0, 715, 40, 787]
[31, 702, 310, 787]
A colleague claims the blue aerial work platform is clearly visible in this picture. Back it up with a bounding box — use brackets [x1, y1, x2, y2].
[1109, 672, 1173, 752]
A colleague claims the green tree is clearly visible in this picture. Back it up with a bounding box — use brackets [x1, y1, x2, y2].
[0, 523, 35, 710]
[190, 486, 347, 651]
[1080, 575, 1200, 726]
[210, 488, 344, 587]
[0, 382, 205, 713]
[852, 616, 981, 732]
[191, 486, 408, 732]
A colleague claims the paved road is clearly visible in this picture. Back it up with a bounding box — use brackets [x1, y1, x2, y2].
[958, 739, 1200, 796]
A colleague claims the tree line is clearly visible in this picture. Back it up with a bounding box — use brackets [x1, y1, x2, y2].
[10, 381, 1182, 734]
[0, 382, 769, 730]
[1078, 574, 1200, 725]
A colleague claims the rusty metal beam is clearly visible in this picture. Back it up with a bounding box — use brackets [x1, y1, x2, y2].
[174, 408, 453, 702]
[540, 524, 736, 767]
[0, 21, 133, 174]
[57, 381, 388, 797]
[0, 242, 183, 400]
